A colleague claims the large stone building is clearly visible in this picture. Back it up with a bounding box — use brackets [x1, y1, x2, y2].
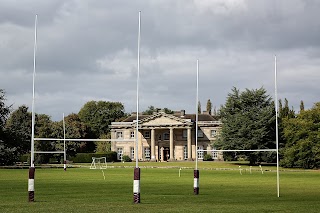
[110, 110, 222, 162]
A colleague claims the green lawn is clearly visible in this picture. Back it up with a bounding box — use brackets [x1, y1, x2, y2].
[0, 163, 319, 212]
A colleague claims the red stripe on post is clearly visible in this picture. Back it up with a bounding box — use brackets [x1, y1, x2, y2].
[29, 167, 35, 179]
[134, 167, 140, 180]
[194, 169, 199, 179]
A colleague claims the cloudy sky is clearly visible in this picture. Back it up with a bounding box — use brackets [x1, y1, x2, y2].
[1, 0, 319, 121]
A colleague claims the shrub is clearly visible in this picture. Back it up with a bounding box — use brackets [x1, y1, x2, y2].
[122, 155, 132, 162]
[203, 154, 213, 161]
[69, 151, 118, 163]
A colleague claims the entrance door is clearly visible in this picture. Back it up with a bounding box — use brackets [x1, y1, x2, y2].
[163, 147, 170, 161]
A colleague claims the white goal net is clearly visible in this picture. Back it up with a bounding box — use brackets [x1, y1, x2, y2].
[90, 157, 107, 169]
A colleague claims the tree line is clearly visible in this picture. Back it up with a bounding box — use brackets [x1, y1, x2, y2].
[215, 87, 320, 169]
[1, 87, 319, 169]
[0, 90, 127, 165]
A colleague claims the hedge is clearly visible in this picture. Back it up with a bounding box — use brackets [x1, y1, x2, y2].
[69, 151, 118, 163]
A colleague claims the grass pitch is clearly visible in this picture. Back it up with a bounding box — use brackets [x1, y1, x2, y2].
[0, 162, 320, 212]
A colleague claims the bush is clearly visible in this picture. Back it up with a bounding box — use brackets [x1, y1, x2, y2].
[69, 151, 118, 163]
[20, 154, 30, 163]
[122, 155, 132, 162]
[203, 154, 213, 161]
[0, 144, 19, 166]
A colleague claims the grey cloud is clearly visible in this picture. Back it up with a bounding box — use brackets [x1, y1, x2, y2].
[1, 0, 320, 120]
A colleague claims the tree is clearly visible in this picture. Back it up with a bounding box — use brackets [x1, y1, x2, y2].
[277, 98, 295, 153]
[215, 87, 276, 165]
[142, 106, 174, 115]
[33, 114, 54, 163]
[279, 98, 295, 119]
[300, 100, 305, 112]
[142, 105, 157, 115]
[0, 89, 16, 165]
[281, 103, 320, 169]
[206, 99, 212, 114]
[52, 113, 91, 158]
[95, 132, 111, 153]
[78, 101, 126, 138]
[5, 105, 31, 154]
[0, 89, 11, 137]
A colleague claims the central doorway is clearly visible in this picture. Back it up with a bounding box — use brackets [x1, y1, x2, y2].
[163, 147, 170, 161]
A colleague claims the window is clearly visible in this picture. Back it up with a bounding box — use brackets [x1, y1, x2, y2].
[184, 145, 188, 160]
[211, 130, 217, 138]
[182, 130, 187, 138]
[130, 147, 135, 159]
[163, 132, 170, 140]
[197, 146, 204, 160]
[116, 131, 123, 139]
[212, 151, 218, 159]
[117, 148, 123, 160]
[144, 147, 150, 159]
[144, 131, 150, 139]
[130, 131, 135, 139]
[197, 129, 203, 138]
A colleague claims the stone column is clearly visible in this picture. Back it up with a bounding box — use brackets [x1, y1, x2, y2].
[169, 127, 174, 161]
[187, 127, 192, 160]
[151, 128, 156, 161]
[138, 130, 142, 161]
[160, 147, 164, 162]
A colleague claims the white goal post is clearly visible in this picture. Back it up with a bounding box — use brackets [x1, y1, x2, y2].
[90, 157, 107, 169]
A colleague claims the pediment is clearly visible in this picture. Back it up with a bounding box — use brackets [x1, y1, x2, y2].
[139, 112, 192, 127]
[143, 116, 184, 126]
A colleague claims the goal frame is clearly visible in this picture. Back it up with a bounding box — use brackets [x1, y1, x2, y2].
[90, 157, 107, 169]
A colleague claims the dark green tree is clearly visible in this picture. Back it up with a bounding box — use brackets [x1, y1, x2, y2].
[0, 89, 11, 131]
[5, 105, 31, 154]
[78, 101, 125, 138]
[142, 105, 157, 115]
[142, 106, 174, 115]
[198, 101, 201, 114]
[206, 99, 212, 114]
[163, 108, 174, 114]
[0, 89, 17, 165]
[33, 114, 54, 163]
[281, 103, 320, 169]
[279, 98, 295, 119]
[52, 113, 91, 158]
[215, 87, 276, 165]
[300, 100, 305, 112]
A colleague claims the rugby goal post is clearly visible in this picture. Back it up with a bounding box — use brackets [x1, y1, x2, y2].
[90, 157, 107, 169]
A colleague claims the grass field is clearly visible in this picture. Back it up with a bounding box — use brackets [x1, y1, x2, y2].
[0, 162, 320, 213]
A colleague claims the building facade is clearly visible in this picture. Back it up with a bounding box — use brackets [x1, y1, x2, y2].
[110, 110, 222, 161]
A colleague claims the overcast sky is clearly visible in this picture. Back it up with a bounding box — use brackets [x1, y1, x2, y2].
[1, 0, 320, 121]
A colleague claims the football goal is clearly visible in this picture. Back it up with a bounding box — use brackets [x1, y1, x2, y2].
[90, 157, 107, 169]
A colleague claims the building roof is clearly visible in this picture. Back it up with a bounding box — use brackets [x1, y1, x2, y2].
[121, 112, 219, 122]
